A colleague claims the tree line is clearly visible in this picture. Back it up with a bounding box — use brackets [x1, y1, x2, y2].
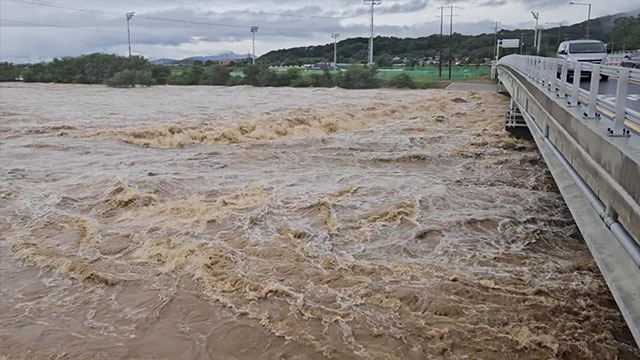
[0, 53, 422, 89]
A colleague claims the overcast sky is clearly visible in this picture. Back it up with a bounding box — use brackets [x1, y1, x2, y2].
[1, 0, 638, 63]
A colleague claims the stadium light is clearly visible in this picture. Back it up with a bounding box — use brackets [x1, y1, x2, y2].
[531, 11, 540, 54]
[331, 33, 340, 69]
[126, 12, 135, 58]
[569, 2, 591, 39]
[545, 22, 563, 47]
[250, 26, 259, 64]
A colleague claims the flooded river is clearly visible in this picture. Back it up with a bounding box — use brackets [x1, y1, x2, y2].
[1, 83, 638, 359]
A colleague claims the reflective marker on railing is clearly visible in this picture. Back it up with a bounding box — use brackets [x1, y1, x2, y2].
[586, 65, 601, 119]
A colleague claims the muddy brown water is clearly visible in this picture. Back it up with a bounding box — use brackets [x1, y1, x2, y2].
[1, 83, 638, 359]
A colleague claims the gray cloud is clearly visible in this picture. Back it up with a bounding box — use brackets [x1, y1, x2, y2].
[0, 0, 635, 63]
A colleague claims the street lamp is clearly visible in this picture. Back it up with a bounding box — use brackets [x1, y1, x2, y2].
[250, 26, 259, 65]
[363, 0, 382, 66]
[331, 33, 340, 69]
[545, 22, 563, 48]
[569, 2, 591, 39]
[531, 11, 540, 54]
[126, 12, 135, 58]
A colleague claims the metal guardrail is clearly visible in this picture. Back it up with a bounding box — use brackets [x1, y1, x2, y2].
[496, 55, 640, 136]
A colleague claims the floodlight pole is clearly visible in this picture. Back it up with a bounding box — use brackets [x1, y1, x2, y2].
[531, 11, 540, 54]
[439, 6, 443, 77]
[493, 22, 499, 63]
[569, 2, 591, 39]
[331, 33, 340, 69]
[448, 6, 453, 80]
[250, 26, 259, 65]
[545, 22, 562, 48]
[126, 12, 135, 58]
[364, 0, 381, 66]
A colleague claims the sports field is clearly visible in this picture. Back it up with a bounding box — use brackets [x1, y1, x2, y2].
[171, 65, 491, 83]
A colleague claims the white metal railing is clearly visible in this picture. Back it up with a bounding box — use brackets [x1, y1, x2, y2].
[496, 54, 640, 136]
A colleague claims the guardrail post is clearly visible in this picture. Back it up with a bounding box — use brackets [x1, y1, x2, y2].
[546, 58, 551, 88]
[529, 57, 535, 78]
[609, 68, 630, 137]
[548, 59, 556, 92]
[558, 60, 568, 98]
[584, 64, 601, 119]
[568, 62, 582, 107]
[530, 57, 534, 78]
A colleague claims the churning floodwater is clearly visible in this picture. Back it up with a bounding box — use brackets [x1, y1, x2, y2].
[0, 82, 638, 359]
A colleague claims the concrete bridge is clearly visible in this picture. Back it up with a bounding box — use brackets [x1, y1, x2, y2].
[495, 55, 640, 346]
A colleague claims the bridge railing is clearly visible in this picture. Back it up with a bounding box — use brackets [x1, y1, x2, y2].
[497, 54, 640, 136]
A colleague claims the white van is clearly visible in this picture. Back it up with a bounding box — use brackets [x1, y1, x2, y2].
[557, 40, 609, 80]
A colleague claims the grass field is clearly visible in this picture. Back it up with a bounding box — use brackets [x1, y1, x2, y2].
[271, 65, 491, 84]
[376, 66, 491, 81]
[169, 65, 491, 85]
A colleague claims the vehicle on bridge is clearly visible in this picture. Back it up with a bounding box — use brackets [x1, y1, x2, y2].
[557, 40, 609, 80]
[622, 51, 640, 69]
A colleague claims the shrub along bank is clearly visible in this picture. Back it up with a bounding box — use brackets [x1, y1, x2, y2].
[13, 53, 428, 89]
[165, 64, 423, 89]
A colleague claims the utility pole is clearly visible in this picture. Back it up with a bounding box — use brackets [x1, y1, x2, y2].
[531, 11, 539, 54]
[569, 2, 591, 39]
[545, 22, 562, 49]
[126, 12, 135, 58]
[538, 27, 542, 54]
[438, 6, 443, 77]
[448, 6, 455, 80]
[493, 22, 499, 63]
[250, 26, 259, 65]
[331, 33, 340, 69]
[520, 33, 524, 54]
[364, 0, 382, 66]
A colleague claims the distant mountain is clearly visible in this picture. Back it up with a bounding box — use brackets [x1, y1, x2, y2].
[150, 58, 176, 65]
[151, 52, 249, 65]
[260, 10, 640, 65]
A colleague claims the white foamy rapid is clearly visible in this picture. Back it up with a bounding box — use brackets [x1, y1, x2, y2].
[1, 83, 638, 359]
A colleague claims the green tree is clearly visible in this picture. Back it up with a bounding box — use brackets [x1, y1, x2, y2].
[19, 53, 151, 84]
[202, 65, 231, 85]
[375, 54, 393, 67]
[612, 15, 640, 50]
[337, 66, 378, 89]
[243, 65, 262, 86]
[104, 69, 137, 87]
[387, 73, 416, 89]
[0, 62, 20, 81]
[151, 66, 171, 85]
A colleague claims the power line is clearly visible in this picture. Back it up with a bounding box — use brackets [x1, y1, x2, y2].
[0, 18, 207, 42]
[4, 0, 315, 31]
